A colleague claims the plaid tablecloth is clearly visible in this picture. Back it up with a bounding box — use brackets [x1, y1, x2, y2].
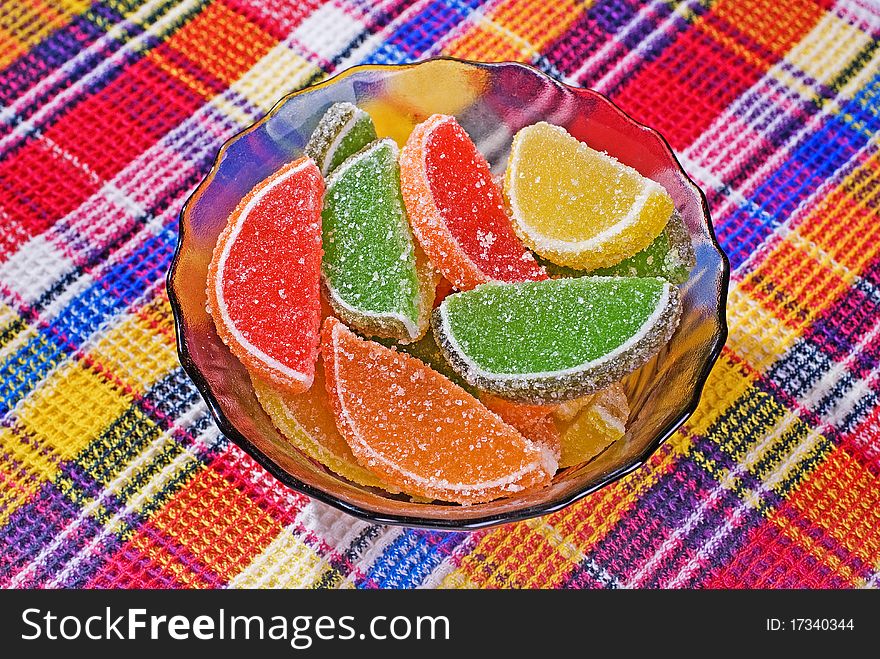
[1, 0, 878, 589]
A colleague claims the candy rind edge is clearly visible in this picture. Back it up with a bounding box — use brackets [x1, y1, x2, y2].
[432, 279, 682, 404]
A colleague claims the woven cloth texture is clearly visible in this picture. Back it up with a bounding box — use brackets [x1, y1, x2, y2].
[1, 0, 879, 589]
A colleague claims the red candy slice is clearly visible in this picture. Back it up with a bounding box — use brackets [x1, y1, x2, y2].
[208, 157, 324, 393]
[399, 114, 547, 291]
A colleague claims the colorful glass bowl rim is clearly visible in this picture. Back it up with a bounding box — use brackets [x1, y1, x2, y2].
[166, 57, 730, 530]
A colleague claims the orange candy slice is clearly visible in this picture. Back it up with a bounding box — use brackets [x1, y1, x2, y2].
[321, 317, 556, 503]
[399, 114, 547, 291]
[252, 361, 395, 491]
[208, 157, 324, 393]
[480, 394, 561, 459]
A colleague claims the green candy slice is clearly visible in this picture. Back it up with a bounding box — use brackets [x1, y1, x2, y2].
[305, 102, 378, 176]
[539, 211, 695, 284]
[433, 277, 681, 403]
[322, 138, 430, 342]
[592, 211, 695, 283]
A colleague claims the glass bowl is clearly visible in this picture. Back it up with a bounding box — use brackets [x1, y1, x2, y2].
[167, 58, 729, 530]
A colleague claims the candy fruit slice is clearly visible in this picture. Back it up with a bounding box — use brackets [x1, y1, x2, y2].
[208, 157, 324, 393]
[553, 392, 598, 422]
[305, 102, 377, 176]
[555, 383, 629, 467]
[252, 363, 394, 491]
[504, 122, 674, 270]
[540, 211, 696, 284]
[399, 114, 547, 291]
[322, 318, 557, 504]
[377, 330, 478, 397]
[590, 211, 694, 283]
[434, 276, 681, 403]
[433, 277, 455, 308]
[322, 139, 433, 343]
[480, 394, 561, 459]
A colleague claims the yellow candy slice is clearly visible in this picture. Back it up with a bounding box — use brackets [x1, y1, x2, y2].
[251, 363, 396, 491]
[554, 383, 629, 468]
[552, 392, 598, 422]
[504, 122, 674, 270]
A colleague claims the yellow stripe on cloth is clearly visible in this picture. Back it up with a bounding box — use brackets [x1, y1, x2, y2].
[229, 45, 319, 114]
[769, 503, 861, 586]
[441, 435, 692, 588]
[88, 310, 179, 394]
[149, 464, 286, 583]
[785, 445, 880, 576]
[444, 0, 587, 62]
[740, 235, 851, 336]
[782, 12, 875, 101]
[0, 426, 48, 527]
[798, 150, 880, 276]
[687, 351, 756, 436]
[726, 285, 801, 373]
[229, 528, 332, 589]
[15, 361, 132, 475]
[489, 0, 588, 52]
[0, 0, 91, 69]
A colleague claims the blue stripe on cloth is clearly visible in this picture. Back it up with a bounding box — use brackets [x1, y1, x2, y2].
[590, 0, 641, 34]
[358, 530, 468, 588]
[48, 283, 127, 347]
[767, 338, 834, 401]
[361, 42, 409, 65]
[722, 71, 880, 270]
[385, 0, 478, 56]
[99, 224, 177, 306]
[361, 0, 479, 64]
[0, 221, 177, 415]
[0, 333, 66, 416]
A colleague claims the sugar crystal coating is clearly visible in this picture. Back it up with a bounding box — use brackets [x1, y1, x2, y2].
[222, 109, 685, 502]
[433, 276, 681, 403]
[504, 122, 674, 270]
[321, 317, 556, 504]
[207, 157, 324, 393]
[480, 394, 561, 459]
[305, 102, 378, 176]
[377, 329, 478, 396]
[251, 363, 394, 490]
[399, 114, 547, 291]
[542, 211, 696, 284]
[322, 139, 432, 342]
[552, 392, 598, 422]
[590, 210, 694, 283]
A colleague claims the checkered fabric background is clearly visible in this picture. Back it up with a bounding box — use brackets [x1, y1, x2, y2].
[1, 0, 879, 589]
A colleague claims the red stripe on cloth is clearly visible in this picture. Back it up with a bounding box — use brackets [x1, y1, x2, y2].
[88, 453, 293, 587]
[42, 58, 205, 181]
[704, 518, 851, 588]
[224, 0, 325, 40]
[0, 137, 101, 260]
[841, 401, 880, 475]
[161, 0, 278, 88]
[610, 27, 767, 151]
[87, 521, 224, 589]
